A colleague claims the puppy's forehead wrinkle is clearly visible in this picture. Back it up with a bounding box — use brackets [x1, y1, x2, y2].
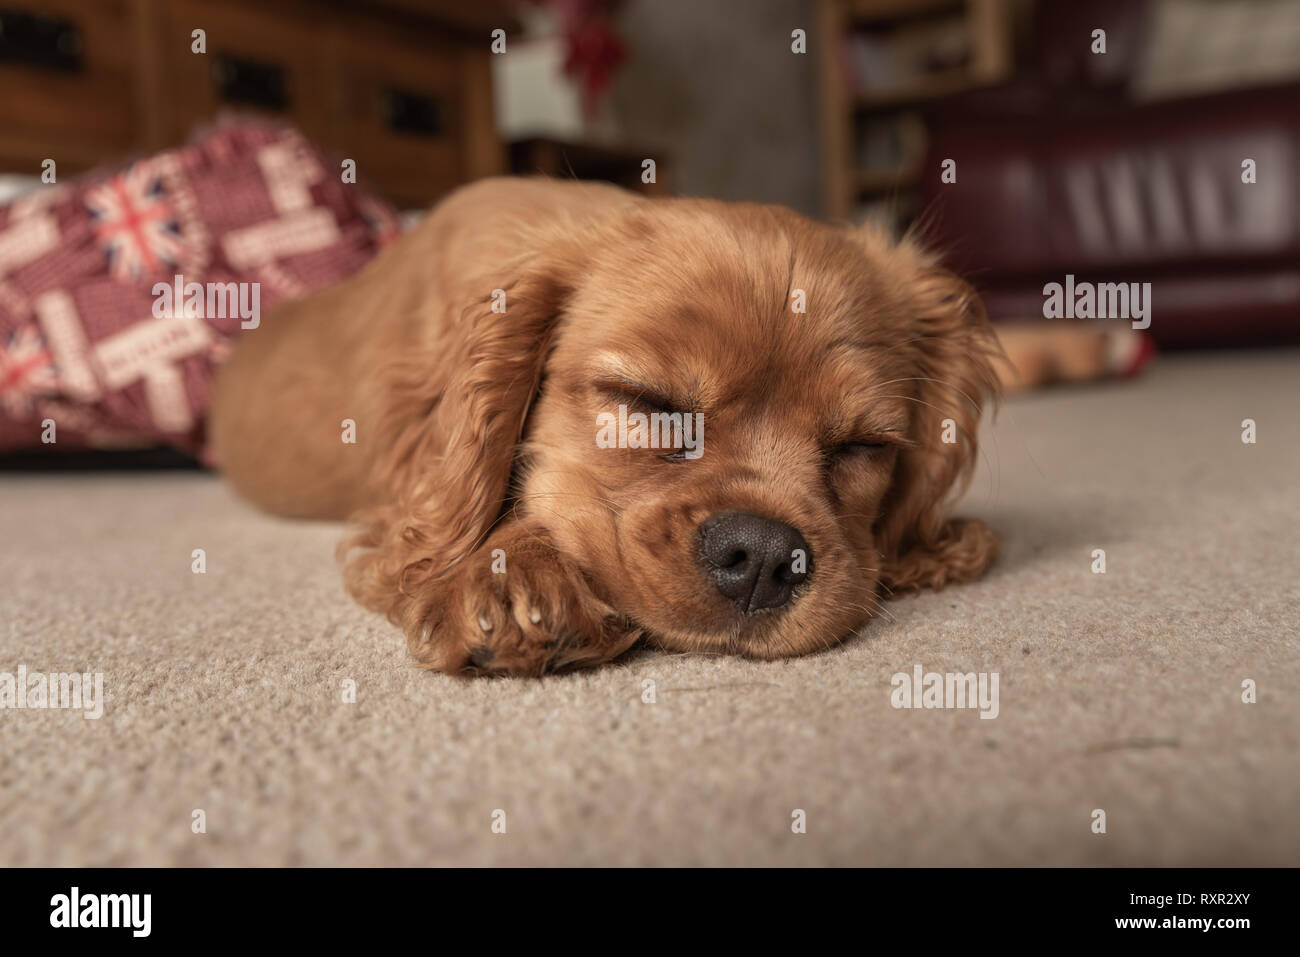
[600, 206, 812, 322]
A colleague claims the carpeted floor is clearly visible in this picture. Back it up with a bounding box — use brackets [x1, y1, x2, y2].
[2, 350, 1297, 866]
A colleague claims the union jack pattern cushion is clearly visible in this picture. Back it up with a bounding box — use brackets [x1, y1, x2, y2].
[0, 120, 399, 457]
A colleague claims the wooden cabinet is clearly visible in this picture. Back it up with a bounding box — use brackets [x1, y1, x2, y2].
[0, 0, 514, 207]
[324, 18, 472, 206]
[151, 0, 330, 147]
[817, 0, 1015, 225]
[0, 0, 138, 169]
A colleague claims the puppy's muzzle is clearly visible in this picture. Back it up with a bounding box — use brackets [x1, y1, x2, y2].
[698, 511, 811, 613]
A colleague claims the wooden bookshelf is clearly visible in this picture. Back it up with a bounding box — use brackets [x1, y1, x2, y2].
[817, 0, 1014, 225]
[852, 67, 974, 109]
[856, 165, 919, 193]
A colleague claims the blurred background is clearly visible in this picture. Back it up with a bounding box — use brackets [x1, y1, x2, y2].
[0, 0, 1298, 417]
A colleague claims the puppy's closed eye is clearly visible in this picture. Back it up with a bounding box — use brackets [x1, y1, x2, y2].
[593, 378, 697, 463]
[830, 440, 889, 455]
[593, 378, 686, 416]
[825, 432, 909, 462]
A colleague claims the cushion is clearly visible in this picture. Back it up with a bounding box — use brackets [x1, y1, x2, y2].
[0, 120, 398, 457]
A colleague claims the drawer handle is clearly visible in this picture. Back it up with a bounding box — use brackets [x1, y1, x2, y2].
[212, 53, 288, 110]
[0, 8, 83, 72]
[383, 88, 444, 137]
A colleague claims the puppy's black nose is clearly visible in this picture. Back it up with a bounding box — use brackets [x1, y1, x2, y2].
[698, 511, 811, 613]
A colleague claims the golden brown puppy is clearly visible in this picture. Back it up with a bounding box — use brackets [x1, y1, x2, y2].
[210, 177, 1000, 676]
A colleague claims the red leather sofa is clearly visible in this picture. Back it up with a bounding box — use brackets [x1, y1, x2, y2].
[919, 2, 1300, 348]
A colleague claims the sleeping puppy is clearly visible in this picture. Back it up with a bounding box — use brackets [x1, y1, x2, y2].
[210, 177, 1000, 676]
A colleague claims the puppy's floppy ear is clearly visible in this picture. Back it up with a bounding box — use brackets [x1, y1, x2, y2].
[874, 242, 1003, 594]
[341, 249, 580, 634]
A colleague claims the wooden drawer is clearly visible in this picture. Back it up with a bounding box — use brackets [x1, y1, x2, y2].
[0, 0, 137, 171]
[321, 19, 477, 207]
[153, 0, 330, 148]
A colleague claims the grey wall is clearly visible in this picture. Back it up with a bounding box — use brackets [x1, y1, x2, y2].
[607, 0, 822, 217]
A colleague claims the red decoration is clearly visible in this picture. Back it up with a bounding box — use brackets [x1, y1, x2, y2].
[528, 0, 629, 117]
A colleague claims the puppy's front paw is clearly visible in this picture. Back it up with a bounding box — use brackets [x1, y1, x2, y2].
[411, 536, 640, 677]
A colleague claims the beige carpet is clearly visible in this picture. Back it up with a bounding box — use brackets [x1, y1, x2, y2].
[2, 350, 1298, 866]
